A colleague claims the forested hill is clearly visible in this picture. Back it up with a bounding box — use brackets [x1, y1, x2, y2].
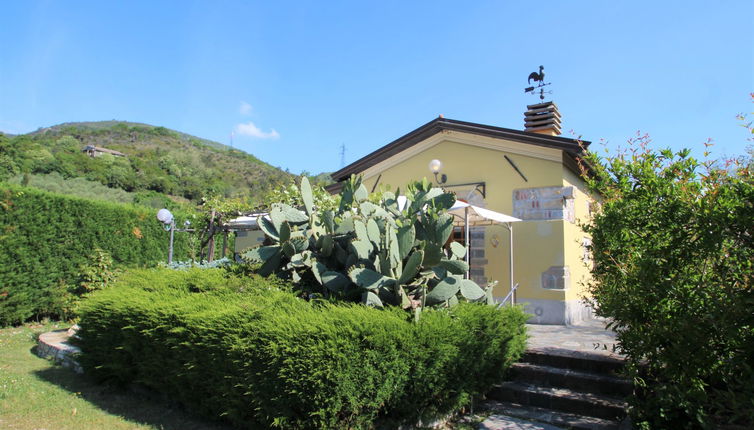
[0, 121, 295, 203]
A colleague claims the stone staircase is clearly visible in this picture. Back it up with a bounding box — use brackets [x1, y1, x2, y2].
[481, 349, 632, 429]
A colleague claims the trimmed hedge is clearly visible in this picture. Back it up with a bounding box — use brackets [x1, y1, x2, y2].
[75, 268, 528, 429]
[0, 184, 192, 325]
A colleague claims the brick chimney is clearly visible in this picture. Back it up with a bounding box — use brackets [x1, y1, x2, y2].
[524, 101, 561, 136]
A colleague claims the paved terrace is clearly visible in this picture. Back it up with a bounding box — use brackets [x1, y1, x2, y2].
[525, 317, 621, 360]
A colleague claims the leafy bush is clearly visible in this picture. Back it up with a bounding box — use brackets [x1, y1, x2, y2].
[581, 139, 754, 428]
[0, 184, 195, 325]
[75, 268, 527, 429]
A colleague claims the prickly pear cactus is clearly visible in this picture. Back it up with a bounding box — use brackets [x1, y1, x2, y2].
[242, 175, 492, 317]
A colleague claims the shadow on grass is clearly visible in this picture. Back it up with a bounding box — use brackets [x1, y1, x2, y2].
[33, 361, 237, 430]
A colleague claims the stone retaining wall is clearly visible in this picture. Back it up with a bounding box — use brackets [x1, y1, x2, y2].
[36, 326, 82, 373]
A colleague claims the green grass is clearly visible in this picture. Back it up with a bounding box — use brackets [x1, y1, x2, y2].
[0, 322, 234, 430]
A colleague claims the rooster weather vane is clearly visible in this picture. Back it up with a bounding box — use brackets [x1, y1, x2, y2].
[524, 65, 552, 101]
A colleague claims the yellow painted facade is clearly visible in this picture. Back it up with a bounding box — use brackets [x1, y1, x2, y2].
[352, 130, 593, 324]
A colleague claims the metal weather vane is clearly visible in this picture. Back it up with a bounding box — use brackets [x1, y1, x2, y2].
[524, 65, 552, 101]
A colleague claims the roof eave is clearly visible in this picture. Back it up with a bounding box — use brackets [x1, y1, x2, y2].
[331, 117, 590, 182]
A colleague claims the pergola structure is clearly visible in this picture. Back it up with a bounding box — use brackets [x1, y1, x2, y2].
[448, 201, 521, 305]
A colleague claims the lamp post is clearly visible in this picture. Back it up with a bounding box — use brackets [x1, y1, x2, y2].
[156, 209, 193, 264]
[156, 209, 175, 264]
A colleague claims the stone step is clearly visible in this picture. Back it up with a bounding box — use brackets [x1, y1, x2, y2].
[522, 349, 625, 376]
[488, 382, 626, 421]
[479, 400, 621, 430]
[509, 362, 632, 397]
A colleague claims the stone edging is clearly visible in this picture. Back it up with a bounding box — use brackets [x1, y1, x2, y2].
[36, 325, 83, 373]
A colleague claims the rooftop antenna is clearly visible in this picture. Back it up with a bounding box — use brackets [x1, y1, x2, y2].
[524, 65, 552, 101]
[339, 143, 346, 167]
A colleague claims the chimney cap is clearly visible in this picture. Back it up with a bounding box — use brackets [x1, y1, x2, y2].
[524, 101, 561, 136]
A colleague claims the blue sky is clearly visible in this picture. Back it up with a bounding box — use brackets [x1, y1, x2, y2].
[1, 1, 752, 174]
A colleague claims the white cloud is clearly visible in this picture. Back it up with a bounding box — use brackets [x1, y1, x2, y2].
[235, 121, 280, 139]
[239, 101, 253, 115]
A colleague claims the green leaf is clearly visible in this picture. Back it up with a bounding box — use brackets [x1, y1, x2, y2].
[334, 242, 348, 265]
[312, 261, 327, 285]
[281, 241, 296, 258]
[290, 236, 308, 253]
[269, 206, 285, 231]
[379, 253, 392, 276]
[258, 249, 282, 276]
[349, 267, 396, 290]
[363, 291, 383, 308]
[276, 203, 309, 225]
[485, 286, 495, 305]
[448, 295, 459, 307]
[350, 239, 372, 260]
[426, 276, 461, 305]
[396, 225, 415, 260]
[258, 216, 279, 241]
[450, 241, 466, 259]
[398, 285, 411, 309]
[322, 271, 351, 293]
[242, 245, 280, 263]
[360, 201, 388, 217]
[422, 242, 443, 266]
[437, 259, 469, 275]
[279, 221, 291, 242]
[354, 184, 368, 202]
[398, 250, 423, 284]
[321, 210, 335, 233]
[289, 251, 311, 268]
[460, 279, 485, 301]
[366, 218, 381, 244]
[435, 213, 454, 245]
[300, 176, 314, 216]
[354, 220, 368, 242]
[319, 235, 334, 256]
[429, 192, 456, 210]
[335, 217, 355, 235]
[432, 266, 447, 279]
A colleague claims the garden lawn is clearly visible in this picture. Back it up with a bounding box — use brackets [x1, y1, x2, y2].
[0, 322, 233, 430]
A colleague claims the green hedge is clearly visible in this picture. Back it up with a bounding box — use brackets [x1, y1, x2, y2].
[75, 268, 528, 429]
[0, 184, 193, 325]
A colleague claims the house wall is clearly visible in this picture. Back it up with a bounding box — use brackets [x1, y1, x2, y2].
[561, 167, 596, 323]
[358, 133, 593, 324]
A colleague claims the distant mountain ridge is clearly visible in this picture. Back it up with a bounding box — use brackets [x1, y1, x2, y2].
[33, 121, 228, 151]
[0, 120, 295, 203]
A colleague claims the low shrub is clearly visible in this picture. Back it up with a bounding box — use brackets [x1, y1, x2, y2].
[75, 268, 527, 429]
[160, 257, 233, 271]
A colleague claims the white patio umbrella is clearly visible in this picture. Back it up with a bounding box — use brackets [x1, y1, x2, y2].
[448, 201, 521, 304]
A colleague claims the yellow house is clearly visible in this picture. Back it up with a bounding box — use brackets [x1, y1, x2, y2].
[328, 102, 594, 325]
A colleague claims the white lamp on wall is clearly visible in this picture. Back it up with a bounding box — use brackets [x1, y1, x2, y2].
[428, 159, 447, 184]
